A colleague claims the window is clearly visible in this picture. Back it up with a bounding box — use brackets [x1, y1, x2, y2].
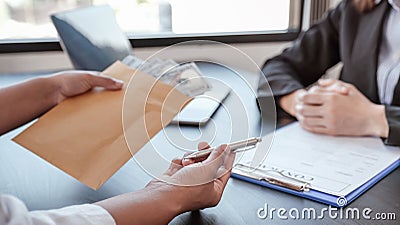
[0, 0, 303, 52]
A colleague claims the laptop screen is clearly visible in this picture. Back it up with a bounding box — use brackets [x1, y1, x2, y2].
[51, 5, 132, 71]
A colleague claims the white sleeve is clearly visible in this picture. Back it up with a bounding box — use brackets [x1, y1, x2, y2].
[0, 194, 116, 225]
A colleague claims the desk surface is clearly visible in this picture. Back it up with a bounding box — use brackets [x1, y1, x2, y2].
[0, 63, 398, 225]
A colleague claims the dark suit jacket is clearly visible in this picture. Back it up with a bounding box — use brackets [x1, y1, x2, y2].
[258, 0, 400, 146]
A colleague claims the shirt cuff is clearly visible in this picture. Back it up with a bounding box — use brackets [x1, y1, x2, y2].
[383, 105, 400, 146]
[30, 203, 116, 225]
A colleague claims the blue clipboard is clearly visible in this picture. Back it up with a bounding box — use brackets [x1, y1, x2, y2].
[231, 159, 400, 207]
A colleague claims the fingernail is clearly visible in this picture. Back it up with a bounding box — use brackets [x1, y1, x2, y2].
[295, 104, 302, 111]
[318, 79, 325, 84]
[297, 114, 304, 121]
[308, 86, 319, 93]
[114, 79, 124, 84]
[92, 71, 102, 76]
[112, 79, 124, 87]
[318, 79, 331, 86]
[297, 92, 305, 101]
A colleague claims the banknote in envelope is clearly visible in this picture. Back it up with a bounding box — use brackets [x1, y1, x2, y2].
[122, 55, 210, 97]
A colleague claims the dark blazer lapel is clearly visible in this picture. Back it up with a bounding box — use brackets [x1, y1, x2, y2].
[350, 1, 390, 103]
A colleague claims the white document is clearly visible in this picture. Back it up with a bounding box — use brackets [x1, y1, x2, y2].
[234, 122, 400, 196]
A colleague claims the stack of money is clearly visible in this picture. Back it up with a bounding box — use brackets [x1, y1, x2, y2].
[121, 55, 211, 97]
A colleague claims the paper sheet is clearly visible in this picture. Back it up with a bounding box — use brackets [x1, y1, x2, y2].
[235, 122, 400, 196]
[13, 61, 192, 190]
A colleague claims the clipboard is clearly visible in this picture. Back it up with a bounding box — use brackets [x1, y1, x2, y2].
[231, 122, 400, 207]
[232, 159, 400, 207]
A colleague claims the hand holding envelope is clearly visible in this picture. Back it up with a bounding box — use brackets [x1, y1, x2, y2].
[13, 61, 192, 190]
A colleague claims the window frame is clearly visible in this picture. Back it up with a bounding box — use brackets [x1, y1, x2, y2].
[0, 0, 304, 54]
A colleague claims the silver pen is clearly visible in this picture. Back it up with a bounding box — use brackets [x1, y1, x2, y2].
[183, 137, 262, 160]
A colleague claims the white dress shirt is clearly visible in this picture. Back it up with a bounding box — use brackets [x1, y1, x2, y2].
[377, 0, 400, 104]
[0, 194, 116, 225]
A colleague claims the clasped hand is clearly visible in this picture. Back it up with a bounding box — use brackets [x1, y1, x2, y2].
[281, 79, 389, 137]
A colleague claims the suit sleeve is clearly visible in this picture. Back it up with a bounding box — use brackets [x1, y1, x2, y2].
[258, 1, 346, 100]
[385, 106, 400, 146]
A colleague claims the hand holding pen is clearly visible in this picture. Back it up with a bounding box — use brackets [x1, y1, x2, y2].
[182, 137, 262, 165]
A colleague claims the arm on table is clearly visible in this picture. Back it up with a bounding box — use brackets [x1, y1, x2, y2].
[0, 71, 123, 135]
[1, 144, 234, 225]
[95, 143, 235, 225]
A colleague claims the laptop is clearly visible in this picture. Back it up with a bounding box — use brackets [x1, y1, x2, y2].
[51, 5, 230, 126]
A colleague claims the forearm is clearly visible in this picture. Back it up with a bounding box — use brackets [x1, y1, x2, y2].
[0, 77, 59, 135]
[95, 184, 184, 225]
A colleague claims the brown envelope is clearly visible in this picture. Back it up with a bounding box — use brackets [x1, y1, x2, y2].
[13, 61, 192, 190]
